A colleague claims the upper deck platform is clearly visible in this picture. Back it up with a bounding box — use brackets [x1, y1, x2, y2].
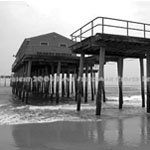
[70, 17, 150, 58]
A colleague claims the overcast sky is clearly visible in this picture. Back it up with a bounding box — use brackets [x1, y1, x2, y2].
[0, 0, 149, 84]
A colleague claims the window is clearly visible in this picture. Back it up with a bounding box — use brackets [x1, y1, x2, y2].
[40, 42, 49, 46]
[59, 43, 67, 48]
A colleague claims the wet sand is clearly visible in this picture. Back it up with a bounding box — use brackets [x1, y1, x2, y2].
[0, 113, 150, 150]
[1, 87, 150, 149]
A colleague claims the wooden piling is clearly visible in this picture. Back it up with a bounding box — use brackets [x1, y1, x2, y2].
[71, 73, 74, 95]
[102, 68, 106, 102]
[90, 65, 94, 101]
[139, 58, 145, 107]
[93, 72, 96, 95]
[96, 47, 105, 115]
[66, 70, 70, 98]
[56, 62, 61, 104]
[147, 53, 150, 113]
[74, 69, 78, 101]
[84, 65, 88, 103]
[117, 57, 124, 109]
[51, 64, 54, 102]
[44, 66, 49, 99]
[26, 60, 32, 104]
[77, 54, 84, 111]
[61, 71, 65, 98]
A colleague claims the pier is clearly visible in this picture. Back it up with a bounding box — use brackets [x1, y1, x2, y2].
[70, 17, 150, 115]
[11, 17, 150, 116]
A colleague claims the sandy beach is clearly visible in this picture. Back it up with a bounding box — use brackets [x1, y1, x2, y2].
[0, 114, 150, 150]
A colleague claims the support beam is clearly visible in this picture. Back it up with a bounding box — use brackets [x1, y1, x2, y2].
[27, 60, 32, 77]
[84, 65, 88, 103]
[26, 61, 32, 104]
[96, 47, 105, 115]
[51, 64, 54, 102]
[77, 54, 84, 111]
[71, 74, 74, 95]
[147, 53, 150, 113]
[90, 65, 94, 101]
[66, 70, 70, 98]
[74, 68, 78, 102]
[61, 71, 65, 98]
[117, 57, 124, 109]
[56, 62, 61, 104]
[44, 66, 49, 99]
[140, 58, 145, 108]
[102, 67, 106, 102]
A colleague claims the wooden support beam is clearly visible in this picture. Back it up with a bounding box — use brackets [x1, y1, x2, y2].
[66, 70, 70, 98]
[26, 60, 32, 104]
[102, 68, 106, 102]
[27, 60, 32, 77]
[22, 64, 26, 102]
[117, 57, 124, 109]
[93, 72, 96, 95]
[147, 53, 150, 113]
[96, 47, 105, 115]
[51, 64, 54, 102]
[74, 69, 78, 101]
[90, 65, 94, 101]
[44, 66, 49, 99]
[77, 54, 84, 111]
[140, 58, 145, 107]
[71, 74, 74, 95]
[56, 62, 61, 104]
[84, 65, 88, 103]
[61, 71, 65, 98]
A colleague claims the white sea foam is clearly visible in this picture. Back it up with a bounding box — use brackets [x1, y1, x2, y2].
[0, 95, 144, 125]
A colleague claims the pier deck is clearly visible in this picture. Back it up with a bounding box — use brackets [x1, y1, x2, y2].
[70, 17, 150, 115]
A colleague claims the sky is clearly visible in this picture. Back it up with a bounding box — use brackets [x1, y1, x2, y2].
[0, 0, 150, 85]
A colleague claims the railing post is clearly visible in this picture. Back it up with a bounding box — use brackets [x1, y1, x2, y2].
[102, 17, 104, 34]
[144, 24, 146, 38]
[91, 21, 94, 36]
[127, 21, 129, 36]
[80, 29, 82, 41]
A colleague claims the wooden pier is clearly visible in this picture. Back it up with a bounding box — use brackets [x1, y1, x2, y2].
[11, 17, 150, 116]
[70, 17, 150, 115]
[11, 33, 80, 104]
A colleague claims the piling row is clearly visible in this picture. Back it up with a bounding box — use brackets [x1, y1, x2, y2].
[11, 61, 99, 105]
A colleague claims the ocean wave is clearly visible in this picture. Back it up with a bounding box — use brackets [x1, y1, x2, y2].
[0, 95, 145, 125]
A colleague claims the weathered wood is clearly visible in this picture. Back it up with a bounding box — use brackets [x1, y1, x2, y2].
[140, 58, 145, 107]
[77, 54, 84, 111]
[90, 65, 94, 101]
[74, 69, 78, 101]
[25, 60, 32, 104]
[147, 53, 150, 113]
[71, 74, 74, 95]
[56, 62, 61, 104]
[44, 66, 49, 99]
[102, 68, 106, 102]
[61, 71, 65, 97]
[93, 72, 96, 95]
[66, 70, 70, 98]
[96, 47, 105, 115]
[117, 57, 124, 109]
[51, 64, 54, 102]
[84, 65, 88, 103]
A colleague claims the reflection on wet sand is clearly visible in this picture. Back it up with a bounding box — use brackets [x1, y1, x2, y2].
[11, 114, 150, 150]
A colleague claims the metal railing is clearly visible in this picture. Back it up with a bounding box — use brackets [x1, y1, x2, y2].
[70, 17, 150, 42]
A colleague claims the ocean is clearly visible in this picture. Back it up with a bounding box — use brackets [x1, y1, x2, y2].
[0, 84, 145, 125]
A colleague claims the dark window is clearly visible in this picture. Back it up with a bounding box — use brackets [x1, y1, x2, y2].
[59, 43, 67, 47]
[40, 42, 49, 46]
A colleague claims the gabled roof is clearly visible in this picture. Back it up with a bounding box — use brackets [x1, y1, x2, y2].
[15, 32, 75, 57]
[26, 32, 72, 41]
